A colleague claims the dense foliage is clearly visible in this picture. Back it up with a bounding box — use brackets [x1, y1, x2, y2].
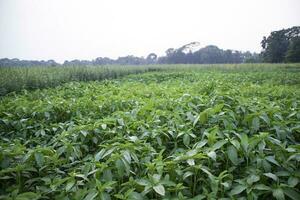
[261, 26, 300, 63]
[0, 64, 293, 97]
[157, 43, 260, 64]
[0, 59, 59, 67]
[0, 65, 164, 96]
[1, 65, 300, 199]
[0, 44, 259, 67]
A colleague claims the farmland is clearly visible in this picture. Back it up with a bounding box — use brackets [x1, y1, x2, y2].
[0, 64, 300, 199]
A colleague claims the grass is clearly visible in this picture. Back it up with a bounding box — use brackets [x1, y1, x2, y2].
[0, 65, 161, 96]
[1, 63, 299, 96]
[0, 64, 300, 199]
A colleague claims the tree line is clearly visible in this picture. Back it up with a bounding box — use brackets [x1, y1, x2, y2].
[0, 26, 299, 67]
[261, 26, 300, 62]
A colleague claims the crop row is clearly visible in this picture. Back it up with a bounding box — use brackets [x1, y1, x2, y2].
[1, 63, 299, 96]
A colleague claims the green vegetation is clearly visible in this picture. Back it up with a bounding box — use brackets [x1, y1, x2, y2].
[1, 64, 300, 199]
[0, 63, 299, 96]
[0, 65, 167, 96]
[261, 26, 300, 63]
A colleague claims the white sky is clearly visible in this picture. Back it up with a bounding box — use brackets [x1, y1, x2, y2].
[0, 0, 299, 63]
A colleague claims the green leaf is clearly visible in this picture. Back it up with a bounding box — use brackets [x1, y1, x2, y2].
[101, 124, 107, 130]
[193, 115, 199, 127]
[123, 150, 131, 164]
[187, 111, 195, 122]
[115, 159, 125, 177]
[153, 184, 165, 196]
[212, 140, 227, 151]
[121, 157, 130, 175]
[128, 192, 144, 200]
[83, 189, 98, 200]
[99, 192, 110, 200]
[81, 130, 88, 137]
[227, 145, 238, 165]
[207, 151, 216, 161]
[200, 167, 213, 178]
[95, 149, 106, 161]
[102, 148, 115, 159]
[183, 134, 190, 146]
[288, 177, 299, 187]
[117, 118, 124, 126]
[264, 173, 278, 181]
[253, 184, 271, 191]
[231, 139, 240, 149]
[252, 117, 260, 131]
[247, 174, 260, 185]
[66, 178, 75, 192]
[276, 171, 290, 177]
[240, 134, 249, 152]
[260, 114, 270, 125]
[152, 174, 161, 183]
[136, 179, 150, 186]
[194, 140, 207, 148]
[199, 111, 208, 124]
[283, 188, 300, 200]
[190, 194, 206, 200]
[272, 188, 285, 200]
[263, 160, 271, 172]
[286, 147, 296, 153]
[187, 159, 195, 166]
[34, 152, 44, 168]
[186, 149, 197, 157]
[183, 171, 194, 180]
[16, 192, 40, 200]
[221, 182, 230, 188]
[230, 184, 247, 195]
[44, 112, 50, 119]
[102, 181, 116, 190]
[266, 156, 280, 166]
[114, 194, 123, 199]
[287, 154, 300, 162]
[102, 169, 113, 182]
[212, 104, 224, 113]
[287, 111, 297, 118]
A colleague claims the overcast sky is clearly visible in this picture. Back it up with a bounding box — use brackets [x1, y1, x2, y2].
[0, 0, 299, 62]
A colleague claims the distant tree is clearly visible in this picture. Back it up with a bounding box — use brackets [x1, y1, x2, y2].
[146, 53, 157, 64]
[285, 36, 300, 62]
[1, 42, 262, 66]
[116, 56, 146, 65]
[156, 43, 258, 64]
[93, 57, 114, 65]
[0, 58, 59, 67]
[0, 58, 11, 67]
[46, 60, 57, 66]
[261, 30, 289, 62]
[261, 26, 300, 63]
[198, 45, 224, 63]
[177, 42, 200, 53]
[244, 52, 261, 63]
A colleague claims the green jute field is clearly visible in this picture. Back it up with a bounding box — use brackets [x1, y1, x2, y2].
[0, 64, 300, 199]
